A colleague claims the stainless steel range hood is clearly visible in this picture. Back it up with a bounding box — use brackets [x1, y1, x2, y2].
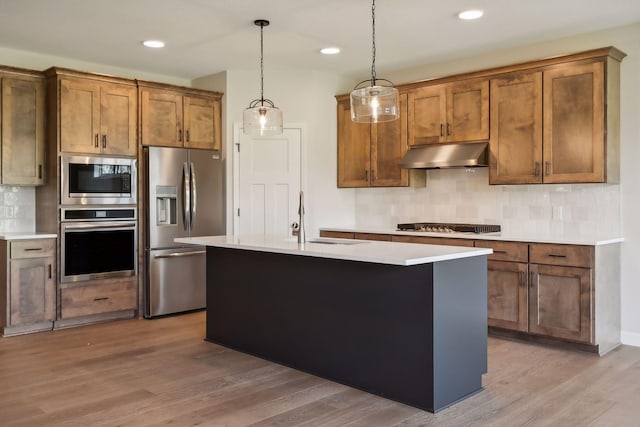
[399, 142, 488, 169]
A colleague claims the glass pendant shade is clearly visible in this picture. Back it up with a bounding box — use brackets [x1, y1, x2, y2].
[351, 0, 399, 124]
[350, 83, 399, 123]
[243, 101, 283, 136]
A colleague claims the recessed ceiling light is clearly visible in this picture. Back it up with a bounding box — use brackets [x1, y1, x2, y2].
[458, 10, 483, 20]
[320, 47, 340, 55]
[143, 40, 165, 48]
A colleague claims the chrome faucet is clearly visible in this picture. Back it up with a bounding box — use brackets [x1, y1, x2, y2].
[297, 190, 306, 244]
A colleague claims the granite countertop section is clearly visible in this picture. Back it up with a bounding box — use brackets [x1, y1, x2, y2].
[0, 232, 57, 241]
[320, 227, 624, 246]
[175, 235, 492, 266]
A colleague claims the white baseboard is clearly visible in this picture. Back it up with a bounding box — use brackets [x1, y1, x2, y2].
[621, 331, 640, 347]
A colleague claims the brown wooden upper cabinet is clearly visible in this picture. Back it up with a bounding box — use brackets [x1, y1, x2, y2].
[337, 94, 408, 187]
[490, 51, 624, 185]
[139, 85, 222, 151]
[408, 79, 489, 146]
[58, 75, 137, 156]
[0, 69, 46, 185]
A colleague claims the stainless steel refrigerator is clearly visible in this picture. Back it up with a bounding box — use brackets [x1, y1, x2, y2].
[144, 146, 224, 317]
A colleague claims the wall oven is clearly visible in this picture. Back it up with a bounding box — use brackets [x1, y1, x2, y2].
[60, 207, 137, 283]
[61, 155, 137, 205]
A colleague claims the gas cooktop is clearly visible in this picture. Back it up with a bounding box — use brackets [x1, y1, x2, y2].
[397, 222, 501, 234]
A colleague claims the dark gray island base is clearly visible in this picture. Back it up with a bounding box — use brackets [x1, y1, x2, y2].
[205, 246, 488, 413]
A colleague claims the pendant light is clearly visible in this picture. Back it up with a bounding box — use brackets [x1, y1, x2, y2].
[350, 0, 399, 123]
[243, 19, 283, 136]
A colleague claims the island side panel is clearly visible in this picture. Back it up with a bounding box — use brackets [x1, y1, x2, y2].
[433, 255, 488, 411]
[205, 246, 437, 411]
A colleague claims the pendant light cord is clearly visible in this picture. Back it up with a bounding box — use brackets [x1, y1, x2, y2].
[260, 22, 265, 104]
[370, 0, 377, 86]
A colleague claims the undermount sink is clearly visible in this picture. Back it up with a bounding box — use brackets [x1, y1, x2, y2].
[306, 238, 368, 245]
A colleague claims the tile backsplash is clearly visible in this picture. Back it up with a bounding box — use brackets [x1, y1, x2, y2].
[0, 186, 36, 232]
[354, 168, 621, 236]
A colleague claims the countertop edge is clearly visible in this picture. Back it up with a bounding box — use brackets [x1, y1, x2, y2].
[320, 228, 624, 246]
[0, 233, 58, 240]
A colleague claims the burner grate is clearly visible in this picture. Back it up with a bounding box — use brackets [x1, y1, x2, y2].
[397, 222, 501, 234]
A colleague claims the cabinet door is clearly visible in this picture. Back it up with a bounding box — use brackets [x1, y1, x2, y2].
[407, 85, 446, 146]
[60, 78, 101, 154]
[140, 88, 183, 147]
[184, 96, 220, 151]
[529, 264, 592, 343]
[100, 83, 137, 156]
[337, 100, 371, 187]
[487, 261, 528, 332]
[371, 93, 408, 187]
[1, 77, 46, 185]
[543, 61, 605, 183]
[489, 72, 543, 184]
[446, 79, 489, 143]
[9, 257, 55, 325]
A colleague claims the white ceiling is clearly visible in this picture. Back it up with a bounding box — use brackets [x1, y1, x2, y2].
[1, 0, 639, 80]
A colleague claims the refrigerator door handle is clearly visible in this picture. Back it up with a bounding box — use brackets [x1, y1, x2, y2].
[190, 161, 197, 231]
[182, 162, 190, 231]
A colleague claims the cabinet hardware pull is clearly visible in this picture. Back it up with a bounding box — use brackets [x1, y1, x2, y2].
[548, 254, 567, 258]
[371, 170, 376, 181]
[178, 129, 183, 142]
[94, 297, 109, 302]
[493, 250, 507, 254]
[446, 123, 451, 136]
[186, 130, 190, 142]
[440, 123, 444, 137]
[48, 264, 52, 279]
[534, 161, 540, 177]
[365, 170, 369, 181]
[95, 133, 99, 148]
[102, 134, 107, 148]
[529, 272, 535, 289]
[520, 271, 526, 287]
[545, 161, 550, 176]
[24, 248, 43, 251]
[38, 164, 43, 179]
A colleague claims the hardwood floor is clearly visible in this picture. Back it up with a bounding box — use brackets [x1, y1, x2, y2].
[1, 312, 639, 426]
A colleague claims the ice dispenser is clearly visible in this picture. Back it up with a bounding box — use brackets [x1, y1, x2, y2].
[156, 185, 177, 225]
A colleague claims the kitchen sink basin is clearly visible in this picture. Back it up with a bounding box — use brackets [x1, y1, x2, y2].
[306, 238, 368, 245]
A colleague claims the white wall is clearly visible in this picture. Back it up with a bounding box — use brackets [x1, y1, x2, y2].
[354, 23, 640, 345]
[193, 67, 356, 238]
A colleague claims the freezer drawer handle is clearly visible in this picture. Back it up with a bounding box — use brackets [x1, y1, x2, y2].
[153, 251, 206, 259]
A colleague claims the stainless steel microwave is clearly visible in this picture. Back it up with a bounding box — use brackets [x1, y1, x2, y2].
[61, 155, 137, 205]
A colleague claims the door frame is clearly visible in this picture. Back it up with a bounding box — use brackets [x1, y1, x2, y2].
[232, 122, 306, 235]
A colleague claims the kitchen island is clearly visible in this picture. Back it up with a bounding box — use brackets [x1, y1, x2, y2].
[175, 235, 492, 413]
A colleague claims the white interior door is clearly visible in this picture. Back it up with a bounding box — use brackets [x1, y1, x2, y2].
[235, 127, 302, 237]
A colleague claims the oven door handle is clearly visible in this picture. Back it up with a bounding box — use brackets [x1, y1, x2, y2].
[153, 250, 206, 259]
[63, 222, 137, 230]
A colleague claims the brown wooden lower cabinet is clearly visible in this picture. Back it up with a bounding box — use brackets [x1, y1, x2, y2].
[319, 230, 355, 239]
[60, 278, 136, 319]
[1, 238, 56, 337]
[487, 260, 528, 332]
[529, 263, 592, 343]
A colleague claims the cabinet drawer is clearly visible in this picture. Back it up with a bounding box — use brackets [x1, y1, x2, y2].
[354, 233, 392, 241]
[391, 235, 475, 247]
[10, 239, 56, 259]
[529, 243, 593, 268]
[60, 280, 136, 319]
[320, 231, 355, 239]
[475, 240, 528, 262]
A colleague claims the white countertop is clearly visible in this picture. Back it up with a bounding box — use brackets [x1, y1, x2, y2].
[0, 232, 57, 241]
[175, 235, 492, 266]
[321, 227, 624, 246]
